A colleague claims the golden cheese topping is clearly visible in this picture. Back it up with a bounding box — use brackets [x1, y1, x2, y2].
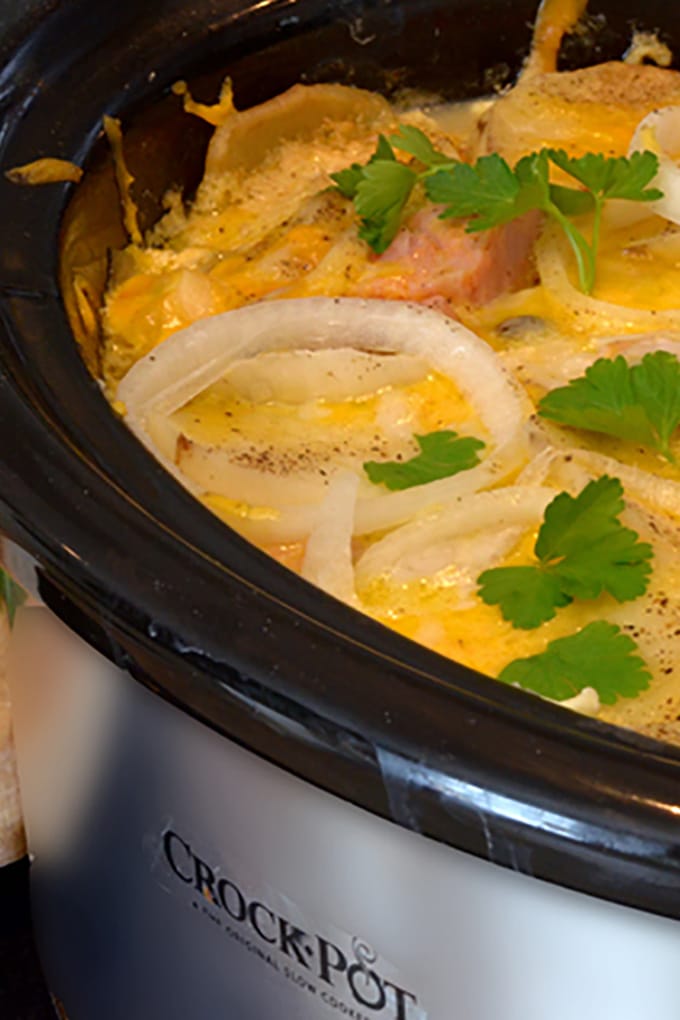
[5, 157, 83, 185]
[523, 0, 589, 78]
[98, 11, 680, 744]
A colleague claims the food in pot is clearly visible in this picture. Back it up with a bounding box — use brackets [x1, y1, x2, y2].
[96, 0, 680, 743]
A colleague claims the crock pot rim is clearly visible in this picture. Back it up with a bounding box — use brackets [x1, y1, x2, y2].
[3, 0, 680, 922]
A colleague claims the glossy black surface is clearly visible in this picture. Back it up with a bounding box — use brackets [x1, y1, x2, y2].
[1, 0, 680, 922]
[0, 859, 58, 1019]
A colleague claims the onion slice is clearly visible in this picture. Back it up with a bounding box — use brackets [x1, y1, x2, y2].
[536, 223, 680, 336]
[223, 348, 430, 403]
[629, 106, 680, 226]
[119, 297, 526, 437]
[212, 441, 526, 545]
[301, 470, 360, 606]
[534, 685, 601, 716]
[118, 298, 529, 531]
[566, 448, 680, 520]
[590, 332, 680, 361]
[355, 485, 558, 588]
[353, 438, 525, 536]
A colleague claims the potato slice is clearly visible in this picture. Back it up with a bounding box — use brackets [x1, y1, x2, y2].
[202, 82, 391, 177]
[485, 62, 680, 164]
[167, 84, 395, 254]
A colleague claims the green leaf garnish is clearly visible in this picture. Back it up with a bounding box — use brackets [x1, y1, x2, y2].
[545, 148, 662, 292]
[475, 565, 572, 630]
[547, 184, 595, 217]
[332, 125, 662, 293]
[546, 148, 663, 204]
[331, 134, 396, 198]
[427, 148, 660, 294]
[0, 567, 27, 627]
[477, 476, 653, 629]
[355, 160, 418, 254]
[388, 124, 453, 167]
[427, 153, 524, 230]
[364, 429, 485, 491]
[497, 621, 651, 704]
[331, 127, 453, 255]
[330, 135, 418, 253]
[539, 352, 680, 463]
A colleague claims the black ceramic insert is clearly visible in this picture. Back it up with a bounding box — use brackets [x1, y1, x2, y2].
[0, 0, 679, 922]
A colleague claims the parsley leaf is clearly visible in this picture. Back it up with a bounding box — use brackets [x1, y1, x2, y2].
[331, 134, 396, 199]
[497, 621, 651, 704]
[401, 139, 606, 283]
[426, 153, 523, 230]
[0, 567, 27, 627]
[547, 184, 595, 217]
[332, 125, 661, 292]
[388, 125, 452, 167]
[331, 135, 419, 252]
[535, 477, 653, 601]
[364, 429, 485, 491]
[331, 162, 367, 200]
[475, 566, 571, 630]
[546, 149, 662, 204]
[331, 126, 453, 255]
[477, 476, 653, 629]
[538, 352, 680, 463]
[545, 149, 662, 292]
[355, 160, 418, 254]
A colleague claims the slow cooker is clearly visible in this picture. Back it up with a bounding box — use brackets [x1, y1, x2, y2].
[1, 1, 680, 1018]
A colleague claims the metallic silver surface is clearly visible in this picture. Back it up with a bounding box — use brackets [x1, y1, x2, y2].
[10, 606, 680, 1020]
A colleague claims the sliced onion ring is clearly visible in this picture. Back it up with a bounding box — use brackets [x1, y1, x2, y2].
[629, 106, 680, 226]
[119, 297, 527, 438]
[301, 470, 360, 606]
[208, 441, 526, 545]
[223, 348, 430, 404]
[118, 298, 529, 532]
[536, 222, 680, 337]
[565, 448, 680, 520]
[355, 485, 557, 588]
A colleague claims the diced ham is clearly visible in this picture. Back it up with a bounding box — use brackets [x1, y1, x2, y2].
[353, 206, 540, 313]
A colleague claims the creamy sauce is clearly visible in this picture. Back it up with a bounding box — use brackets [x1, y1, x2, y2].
[102, 28, 680, 743]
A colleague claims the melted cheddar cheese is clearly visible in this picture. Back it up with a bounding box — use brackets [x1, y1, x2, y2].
[98, 11, 680, 744]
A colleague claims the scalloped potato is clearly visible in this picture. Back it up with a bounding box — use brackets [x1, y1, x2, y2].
[99, 0, 680, 744]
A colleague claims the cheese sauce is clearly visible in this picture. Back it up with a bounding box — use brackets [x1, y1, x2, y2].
[101, 10, 680, 744]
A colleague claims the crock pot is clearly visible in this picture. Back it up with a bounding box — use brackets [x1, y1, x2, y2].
[1, 2, 680, 1018]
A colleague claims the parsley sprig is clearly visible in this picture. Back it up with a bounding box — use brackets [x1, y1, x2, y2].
[364, 429, 485, 490]
[498, 620, 651, 704]
[332, 130, 423, 253]
[0, 567, 26, 626]
[331, 126, 662, 293]
[538, 351, 680, 463]
[477, 476, 653, 629]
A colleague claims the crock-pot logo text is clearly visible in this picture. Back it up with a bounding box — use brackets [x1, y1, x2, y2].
[164, 830, 420, 1020]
